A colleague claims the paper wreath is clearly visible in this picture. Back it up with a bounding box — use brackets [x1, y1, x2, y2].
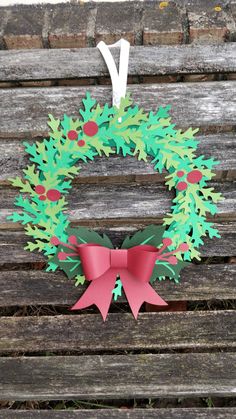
[8, 38, 223, 320]
[8, 92, 223, 319]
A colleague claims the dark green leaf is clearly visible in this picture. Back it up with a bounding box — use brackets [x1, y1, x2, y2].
[67, 226, 113, 248]
[151, 260, 190, 283]
[121, 225, 166, 249]
[49, 247, 83, 280]
[48, 225, 114, 280]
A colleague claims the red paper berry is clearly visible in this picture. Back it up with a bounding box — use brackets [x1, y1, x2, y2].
[68, 235, 77, 245]
[176, 181, 188, 191]
[162, 238, 172, 246]
[35, 185, 46, 194]
[50, 236, 60, 246]
[78, 139, 85, 147]
[39, 195, 46, 201]
[68, 130, 78, 141]
[179, 243, 189, 252]
[187, 170, 203, 184]
[176, 170, 185, 178]
[83, 121, 98, 137]
[58, 252, 68, 261]
[169, 256, 178, 265]
[46, 189, 61, 202]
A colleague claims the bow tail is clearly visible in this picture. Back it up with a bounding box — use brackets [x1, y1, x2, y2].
[120, 271, 168, 319]
[70, 270, 117, 321]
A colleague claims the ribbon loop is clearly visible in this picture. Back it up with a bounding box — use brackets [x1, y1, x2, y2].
[78, 244, 110, 280]
[128, 245, 160, 283]
[97, 39, 130, 108]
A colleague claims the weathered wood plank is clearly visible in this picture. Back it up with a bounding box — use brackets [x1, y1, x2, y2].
[0, 264, 235, 306]
[0, 82, 236, 138]
[0, 223, 235, 265]
[0, 311, 235, 353]
[0, 133, 235, 185]
[0, 353, 235, 399]
[1, 181, 235, 227]
[1, 408, 236, 419]
[0, 44, 236, 81]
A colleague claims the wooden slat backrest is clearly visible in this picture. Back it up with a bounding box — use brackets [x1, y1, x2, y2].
[0, 44, 236, 81]
[0, 311, 235, 352]
[0, 82, 236, 139]
[0, 222, 235, 262]
[1, 181, 235, 226]
[1, 133, 236, 184]
[0, 43, 235, 413]
[1, 408, 236, 418]
[0, 353, 235, 399]
[0, 264, 235, 306]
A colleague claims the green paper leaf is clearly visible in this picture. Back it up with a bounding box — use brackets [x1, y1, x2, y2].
[23, 164, 41, 185]
[50, 226, 114, 280]
[46, 261, 58, 272]
[9, 176, 34, 194]
[151, 260, 190, 283]
[25, 240, 48, 252]
[80, 92, 97, 121]
[121, 225, 166, 249]
[48, 114, 61, 141]
[112, 278, 123, 301]
[7, 211, 36, 225]
[66, 227, 113, 248]
[75, 275, 86, 286]
[50, 250, 83, 280]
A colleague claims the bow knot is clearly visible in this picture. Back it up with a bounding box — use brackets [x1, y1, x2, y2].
[110, 249, 128, 268]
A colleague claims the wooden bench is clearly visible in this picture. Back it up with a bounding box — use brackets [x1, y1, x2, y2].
[0, 44, 235, 418]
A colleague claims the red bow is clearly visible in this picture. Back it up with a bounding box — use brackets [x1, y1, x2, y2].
[70, 244, 167, 320]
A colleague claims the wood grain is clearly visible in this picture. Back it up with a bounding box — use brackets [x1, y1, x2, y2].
[0, 311, 235, 353]
[0, 45, 235, 409]
[1, 181, 235, 228]
[0, 353, 235, 399]
[0, 222, 235, 266]
[0, 133, 235, 185]
[0, 82, 236, 139]
[0, 44, 236, 81]
[0, 264, 235, 306]
[1, 409, 236, 419]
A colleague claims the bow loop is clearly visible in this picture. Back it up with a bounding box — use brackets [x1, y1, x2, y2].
[78, 244, 110, 281]
[128, 245, 160, 283]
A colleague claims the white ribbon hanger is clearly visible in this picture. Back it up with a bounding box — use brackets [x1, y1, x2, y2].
[97, 39, 130, 109]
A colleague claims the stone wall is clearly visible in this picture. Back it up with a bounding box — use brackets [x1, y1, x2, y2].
[0, 0, 236, 49]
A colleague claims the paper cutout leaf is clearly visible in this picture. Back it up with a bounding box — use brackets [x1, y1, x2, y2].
[49, 246, 82, 280]
[151, 260, 190, 283]
[66, 227, 113, 248]
[75, 275, 86, 286]
[112, 278, 123, 301]
[48, 226, 114, 280]
[121, 225, 166, 249]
